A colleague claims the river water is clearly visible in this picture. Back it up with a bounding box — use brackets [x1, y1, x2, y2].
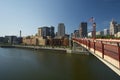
[0, 48, 119, 80]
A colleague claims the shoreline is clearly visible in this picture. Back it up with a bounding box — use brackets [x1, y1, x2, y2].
[0, 45, 15, 48]
[16, 45, 67, 52]
[0, 45, 89, 54]
[0, 45, 68, 53]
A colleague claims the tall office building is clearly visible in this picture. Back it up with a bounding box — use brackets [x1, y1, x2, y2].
[117, 24, 120, 32]
[43, 27, 50, 37]
[74, 30, 80, 38]
[79, 22, 87, 38]
[50, 26, 55, 38]
[57, 23, 65, 37]
[109, 20, 117, 35]
[38, 26, 55, 38]
[38, 27, 43, 37]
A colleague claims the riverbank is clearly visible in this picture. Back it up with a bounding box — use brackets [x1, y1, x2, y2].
[0, 43, 15, 48]
[0, 45, 89, 54]
[14, 45, 67, 53]
[0, 45, 15, 48]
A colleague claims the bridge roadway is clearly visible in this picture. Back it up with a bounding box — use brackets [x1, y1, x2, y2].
[72, 38, 120, 76]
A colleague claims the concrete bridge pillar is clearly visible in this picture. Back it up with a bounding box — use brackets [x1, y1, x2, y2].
[73, 42, 77, 52]
[72, 41, 89, 54]
[73, 41, 86, 52]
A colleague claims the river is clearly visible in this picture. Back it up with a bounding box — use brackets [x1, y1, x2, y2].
[0, 48, 119, 80]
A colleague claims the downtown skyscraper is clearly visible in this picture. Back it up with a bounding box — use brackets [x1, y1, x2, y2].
[57, 23, 65, 37]
[38, 26, 55, 38]
[109, 20, 117, 35]
[79, 22, 87, 38]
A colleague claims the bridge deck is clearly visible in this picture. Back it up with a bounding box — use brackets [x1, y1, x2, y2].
[73, 38, 120, 76]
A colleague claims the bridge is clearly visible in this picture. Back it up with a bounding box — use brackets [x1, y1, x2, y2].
[72, 38, 120, 76]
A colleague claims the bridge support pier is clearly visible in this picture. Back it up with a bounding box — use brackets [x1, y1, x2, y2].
[73, 42, 77, 52]
[72, 42, 89, 54]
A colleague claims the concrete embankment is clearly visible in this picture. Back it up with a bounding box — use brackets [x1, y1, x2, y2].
[0, 45, 90, 54]
[14, 45, 67, 53]
[14, 45, 89, 54]
[0, 45, 15, 48]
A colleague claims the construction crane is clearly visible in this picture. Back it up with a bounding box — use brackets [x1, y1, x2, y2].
[89, 17, 96, 39]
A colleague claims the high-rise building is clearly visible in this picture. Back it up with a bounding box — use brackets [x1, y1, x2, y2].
[117, 24, 120, 32]
[79, 22, 87, 38]
[50, 26, 55, 38]
[109, 20, 117, 35]
[57, 23, 65, 37]
[74, 30, 79, 38]
[38, 26, 55, 38]
[38, 27, 43, 37]
[42, 27, 50, 37]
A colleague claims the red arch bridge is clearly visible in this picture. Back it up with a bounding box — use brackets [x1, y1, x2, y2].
[72, 38, 120, 76]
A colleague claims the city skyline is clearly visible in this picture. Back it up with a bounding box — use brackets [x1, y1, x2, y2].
[0, 0, 120, 36]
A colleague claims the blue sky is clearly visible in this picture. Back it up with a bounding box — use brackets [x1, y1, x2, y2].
[0, 0, 120, 36]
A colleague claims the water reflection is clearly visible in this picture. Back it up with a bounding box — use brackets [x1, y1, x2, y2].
[0, 48, 119, 80]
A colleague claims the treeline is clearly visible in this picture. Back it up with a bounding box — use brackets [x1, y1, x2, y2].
[88, 35, 120, 39]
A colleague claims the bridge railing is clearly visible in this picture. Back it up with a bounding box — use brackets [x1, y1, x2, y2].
[72, 38, 120, 69]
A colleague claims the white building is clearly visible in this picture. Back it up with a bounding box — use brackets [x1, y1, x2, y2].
[114, 32, 120, 37]
[109, 20, 117, 35]
[104, 29, 109, 36]
[88, 32, 92, 37]
[96, 31, 104, 36]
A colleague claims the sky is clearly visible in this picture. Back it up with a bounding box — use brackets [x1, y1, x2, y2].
[0, 0, 120, 37]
